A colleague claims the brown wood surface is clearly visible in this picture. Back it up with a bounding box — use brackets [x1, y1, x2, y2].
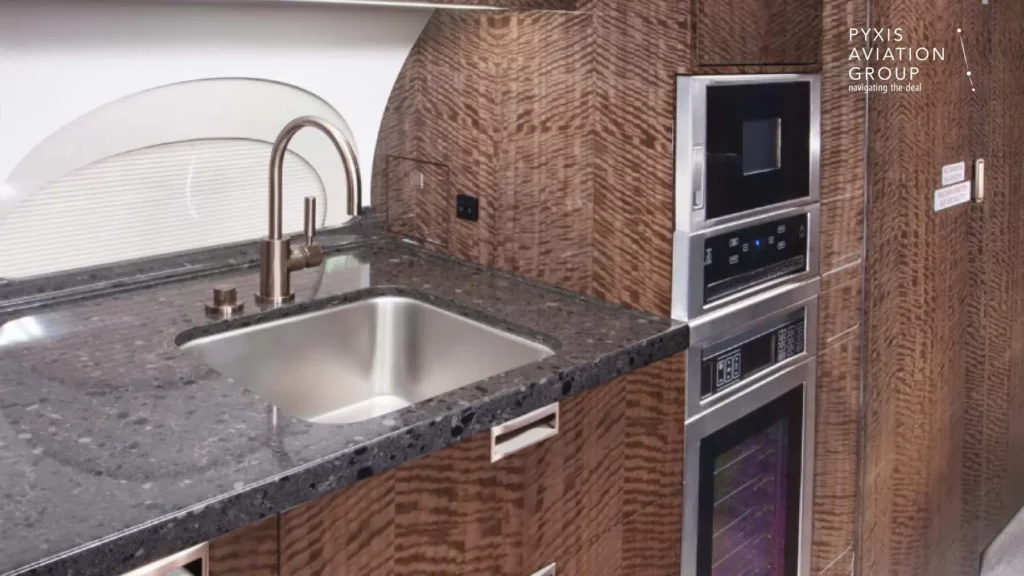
[279, 353, 685, 575]
[385, 157, 451, 249]
[208, 516, 280, 576]
[372, 2, 689, 316]
[372, 2, 866, 573]
[813, 334, 860, 574]
[861, 0, 988, 574]
[694, 0, 822, 66]
[813, 0, 868, 573]
[970, 0, 1024, 559]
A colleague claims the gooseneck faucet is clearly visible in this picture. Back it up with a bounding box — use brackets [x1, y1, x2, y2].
[257, 116, 362, 305]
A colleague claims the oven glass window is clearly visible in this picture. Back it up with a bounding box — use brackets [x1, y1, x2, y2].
[742, 118, 782, 176]
[697, 387, 804, 575]
[704, 81, 812, 220]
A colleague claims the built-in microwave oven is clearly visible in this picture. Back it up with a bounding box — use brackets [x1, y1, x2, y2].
[675, 74, 821, 233]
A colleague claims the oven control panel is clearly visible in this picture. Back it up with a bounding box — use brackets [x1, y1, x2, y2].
[703, 213, 808, 303]
[700, 317, 805, 398]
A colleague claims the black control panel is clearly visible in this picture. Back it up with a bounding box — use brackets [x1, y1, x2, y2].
[703, 214, 808, 303]
[700, 317, 805, 397]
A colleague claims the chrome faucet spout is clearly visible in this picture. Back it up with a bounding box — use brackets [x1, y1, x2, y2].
[268, 116, 362, 240]
[257, 116, 362, 305]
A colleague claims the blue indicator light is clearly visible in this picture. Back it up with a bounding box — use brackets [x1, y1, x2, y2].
[755, 239, 761, 247]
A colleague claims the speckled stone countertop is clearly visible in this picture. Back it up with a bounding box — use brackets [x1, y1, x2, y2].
[0, 232, 688, 576]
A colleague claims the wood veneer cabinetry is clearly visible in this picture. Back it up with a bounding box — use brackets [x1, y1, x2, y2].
[278, 352, 686, 575]
[693, 0, 822, 66]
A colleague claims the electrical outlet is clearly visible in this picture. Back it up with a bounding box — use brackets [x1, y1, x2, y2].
[456, 194, 479, 222]
[529, 563, 556, 576]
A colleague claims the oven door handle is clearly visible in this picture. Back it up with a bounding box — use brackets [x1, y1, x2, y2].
[692, 146, 705, 209]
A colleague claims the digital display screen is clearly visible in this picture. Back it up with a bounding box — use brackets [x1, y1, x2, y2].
[701, 318, 805, 398]
[741, 117, 782, 176]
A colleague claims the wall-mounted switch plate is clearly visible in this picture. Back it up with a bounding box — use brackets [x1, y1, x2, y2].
[530, 563, 556, 576]
[456, 194, 479, 222]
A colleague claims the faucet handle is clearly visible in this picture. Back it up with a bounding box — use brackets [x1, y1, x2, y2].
[288, 196, 324, 270]
[304, 196, 317, 246]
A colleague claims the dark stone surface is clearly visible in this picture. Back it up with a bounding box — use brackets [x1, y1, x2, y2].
[0, 234, 687, 576]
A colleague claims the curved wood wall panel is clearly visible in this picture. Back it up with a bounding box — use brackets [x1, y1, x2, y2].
[372, 1, 687, 315]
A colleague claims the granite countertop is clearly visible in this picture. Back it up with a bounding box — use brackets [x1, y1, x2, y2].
[0, 231, 688, 576]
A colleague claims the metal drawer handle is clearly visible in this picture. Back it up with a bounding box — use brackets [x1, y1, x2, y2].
[120, 543, 208, 576]
[490, 403, 559, 462]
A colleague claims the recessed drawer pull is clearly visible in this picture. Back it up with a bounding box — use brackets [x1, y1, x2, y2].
[490, 403, 559, 462]
[120, 543, 208, 576]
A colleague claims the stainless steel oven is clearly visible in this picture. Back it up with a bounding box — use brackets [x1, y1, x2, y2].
[681, 282, 818, 576]
[676, 74, 821, 234]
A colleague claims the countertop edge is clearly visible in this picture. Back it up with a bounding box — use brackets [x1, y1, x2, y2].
[8, 323, 688, 576]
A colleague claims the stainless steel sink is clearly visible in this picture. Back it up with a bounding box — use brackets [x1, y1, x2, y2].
[181, 296, 554, 424]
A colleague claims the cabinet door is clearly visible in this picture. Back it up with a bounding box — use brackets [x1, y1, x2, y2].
[208, 517, 280, 576]
[279, 352, 686, 576]
[695, 0, 822, 66]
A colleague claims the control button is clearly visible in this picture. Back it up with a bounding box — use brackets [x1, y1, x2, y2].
[768, 236, 775, 245]
[778, 224, 787, 234]
[799, 225, 806, 238]
[729, 237, 739, 248]
[704, 248, 713, 265]
[742, 243, 749, 252]
[777, 240, 787, 250]
[729, 254, 739, 265]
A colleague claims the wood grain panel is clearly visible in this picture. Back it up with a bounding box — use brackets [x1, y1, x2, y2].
[386, 156, 451, 248]
[623, 350, 686, 518]
[508, 13, 596, 292]
[982, 1, 1024, 549]
[694, 64, 822, 75]
[969, 0, 1024, 556]
[561, 524, 624, 576]
[861, 0, 986, 573]
[373, 12, 596, 294]
[815, 1, 867, 573]
[588, 0, 688, 315]
[812, 335, 860, 574]
[279, 355, 685, 575]
[393, 437, 475, 575]
[208, 516, 279, 576]
[622, 491, 685, 575]
[818, 261, 863, 351]
[373, 2, 688, 315]
[280, 471, 395, 575]
[820, 192, 863, 272]
[820, 547, 854, 576]
[694, 0, 822, 66]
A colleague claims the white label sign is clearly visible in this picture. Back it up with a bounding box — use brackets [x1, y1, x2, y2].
[934, 181, 972, 212]
[941, 161, 967, 186]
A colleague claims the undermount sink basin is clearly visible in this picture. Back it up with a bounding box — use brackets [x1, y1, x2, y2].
[181, 296, 554, 424]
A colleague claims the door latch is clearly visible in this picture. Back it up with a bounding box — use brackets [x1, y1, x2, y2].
[974, 158, 985, 203]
